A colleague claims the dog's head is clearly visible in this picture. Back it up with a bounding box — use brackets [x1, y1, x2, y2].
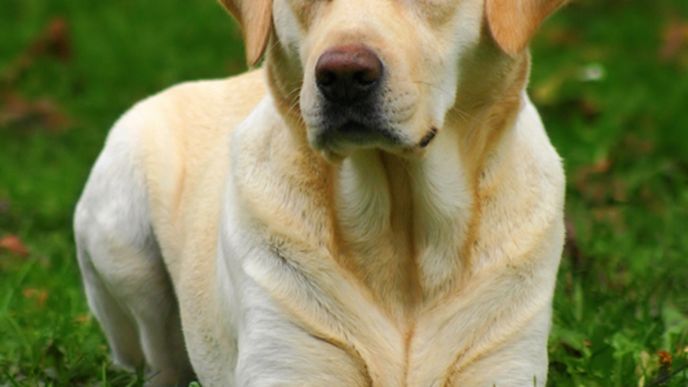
[221, 0, 564, 159]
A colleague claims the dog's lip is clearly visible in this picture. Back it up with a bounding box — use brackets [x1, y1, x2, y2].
[310, 120, 389, 159]
[310, 121, 441, 160]
[417, 127, 438, 148]
[315, 120, 398, 146]
[337, 121, 381, 138]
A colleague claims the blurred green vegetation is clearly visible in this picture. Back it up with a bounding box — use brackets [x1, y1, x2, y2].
[0, 0, 687, 385]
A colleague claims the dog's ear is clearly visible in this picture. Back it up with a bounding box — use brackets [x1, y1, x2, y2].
[485, 0, 566, 56]
[219, 0, 273, 66]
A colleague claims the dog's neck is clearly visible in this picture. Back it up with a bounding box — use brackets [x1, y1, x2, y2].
[265, 44, 530, 318]
[332, 137, 472, 311]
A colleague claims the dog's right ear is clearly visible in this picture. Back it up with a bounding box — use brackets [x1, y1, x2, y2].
[219, 0, 273, 67]
[486, 0, 566, 56]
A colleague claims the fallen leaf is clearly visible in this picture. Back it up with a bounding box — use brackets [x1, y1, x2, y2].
[531, 66, 575, 105]
[1, 17, 71, 87]
[622, 132, 655, 156]
[578, 97, 602, 121]
[541, 25, 581, 46]
[0, 198, 9, 215]
[0, 234, 29, 257]
[23, 288, 48, 307]
[0, 92, 70, 132]
[660, 19, 688, 61]
[0, 17, 72, 131]
[74, 314, 92, 324]
[564, 219, 585, 269]
[573, 157, 616, 204]
[657, 350, 672, 366]
[41, 17, 72, 61]
[592, 206, 625, 231]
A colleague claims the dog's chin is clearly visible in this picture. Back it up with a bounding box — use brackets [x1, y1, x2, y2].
[308, 123, 384, 162]
[308, 121, 438, 162]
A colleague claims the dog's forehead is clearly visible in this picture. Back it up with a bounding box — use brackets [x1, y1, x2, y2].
[276, 0, 482, 25]
[415, 0, 468, 20]
[276, 0, 317, 28]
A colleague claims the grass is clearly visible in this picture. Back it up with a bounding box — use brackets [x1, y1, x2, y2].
[1, 0, 687, 385]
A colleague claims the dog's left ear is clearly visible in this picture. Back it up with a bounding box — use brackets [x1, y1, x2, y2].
[485, 0, 566, 56]
[219, 0, 273, 66]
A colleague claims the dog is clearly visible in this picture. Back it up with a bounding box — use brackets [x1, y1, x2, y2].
[74, 0, 567, 385]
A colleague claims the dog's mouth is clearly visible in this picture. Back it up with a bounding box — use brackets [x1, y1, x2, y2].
[310, 119, 404, 156]
[308, 119, 439, 161]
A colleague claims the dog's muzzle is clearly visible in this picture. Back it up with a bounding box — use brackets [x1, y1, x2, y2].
[311, 45, 402, 153]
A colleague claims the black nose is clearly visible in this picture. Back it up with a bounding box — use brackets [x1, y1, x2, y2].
[315, 45, 383, 105]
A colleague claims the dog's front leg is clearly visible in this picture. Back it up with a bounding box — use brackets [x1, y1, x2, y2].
[445, 308, 551, 387]
[230, 275, 370, 386]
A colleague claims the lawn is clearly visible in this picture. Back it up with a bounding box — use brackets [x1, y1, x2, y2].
[1, 0, 687, 385]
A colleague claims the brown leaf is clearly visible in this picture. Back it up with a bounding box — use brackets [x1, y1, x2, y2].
[660, 20, 688, 61]
[0, 92, 70, 132]
[1, 17, 71, 87]
[573, 157, 615, 204]
[578, 98, 602, 121]
[74, 314, 92, 325]
[0, 234, 29, 257]
[0, 198, 9, 215]
[541, 25, 581, 46]
[622, 132, 655, 156]
[42, 17, 72, 61]
[564, 219, 584, 269]
[591, 206, 625, 232]
[657, 350, 673, 367]
[531, 66, 575, 105]
[22, 288, 48, 307]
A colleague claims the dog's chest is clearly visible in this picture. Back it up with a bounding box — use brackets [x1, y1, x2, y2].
[238, 237, 481, 386]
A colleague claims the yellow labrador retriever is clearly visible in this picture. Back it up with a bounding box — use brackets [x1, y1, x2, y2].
[75, 0, 566, 385]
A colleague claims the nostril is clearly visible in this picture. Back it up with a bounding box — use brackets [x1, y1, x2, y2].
[317, 70, 337, 87]
[354, 70, 377, 86]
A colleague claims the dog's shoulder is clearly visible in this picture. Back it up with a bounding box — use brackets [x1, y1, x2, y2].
[116, 69, 267, 139]
[99, 69, 269, 275]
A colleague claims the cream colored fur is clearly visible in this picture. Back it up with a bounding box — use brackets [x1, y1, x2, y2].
[75, 0, 565, 385]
